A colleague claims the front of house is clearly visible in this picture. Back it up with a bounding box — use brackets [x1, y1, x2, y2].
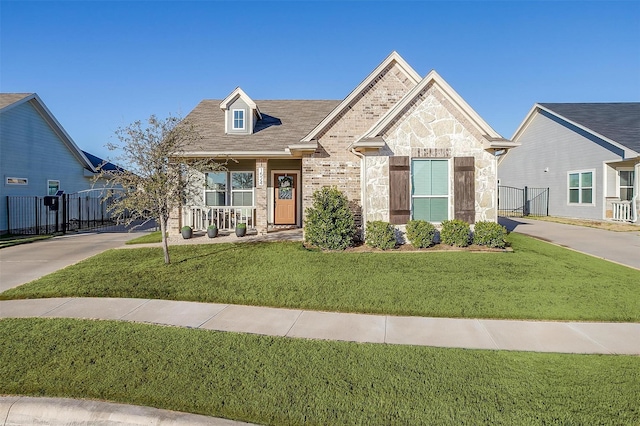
[175, 52, 517, 235]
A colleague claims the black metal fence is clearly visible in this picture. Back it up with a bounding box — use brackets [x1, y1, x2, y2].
[6, 190, 127, 235]
[498, 186, 549, 217]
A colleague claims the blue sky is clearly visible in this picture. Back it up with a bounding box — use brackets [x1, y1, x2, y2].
[2, 1, 639, 160]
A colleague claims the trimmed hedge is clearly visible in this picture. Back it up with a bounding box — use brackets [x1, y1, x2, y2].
[304, 187, 355, 250]
[440, 219, 470, 247]
[406, 220, 436, 248]
[366, 221, 396, 250]
[473, 221, 507, 249]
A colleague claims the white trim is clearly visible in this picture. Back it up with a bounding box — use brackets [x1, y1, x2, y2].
[512, 104, 639, 158]
[5, 177, 28, 185]
[567, 169, 596, 206]
[300, 51, 421, 143]
[232, 109, 245, 130]
[0, 93, 96, 172]
[270, 170, 301, 227]
[361, 70, 503, 142]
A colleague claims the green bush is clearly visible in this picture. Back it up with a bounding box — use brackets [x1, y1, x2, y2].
[365, 221, 396, 250]
[405, 220, 436, 248]
[304, 187, 355, 250]
[440, 219, 470, 247]
[473, 221, 507, 248]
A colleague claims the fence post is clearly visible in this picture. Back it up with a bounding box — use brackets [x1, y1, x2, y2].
[524, 186, 529, 216]
[35, 197, 40, 235]
[546, 188, 550, 217]
[62, 194, 67, 234]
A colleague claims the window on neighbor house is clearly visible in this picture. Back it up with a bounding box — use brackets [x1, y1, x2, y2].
[568, 171, 593, 204]
[204, 171, 254, 207]
[47, 180, 60, 196]
[6, 177, 28, 185]
[232, 109, 245, 130]
[619, 170, 634, 201]
[411, 159, 449, 222]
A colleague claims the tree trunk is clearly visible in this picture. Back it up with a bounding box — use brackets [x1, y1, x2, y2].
[160, 216, 170, 264]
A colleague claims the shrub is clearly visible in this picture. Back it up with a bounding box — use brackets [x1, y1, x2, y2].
[304, 187, 355, 250]
[473, 221, 507, 248]
[440, 219, 470, 247]
[181, 226, 192, 232]
[366, 221, 396, 250]
[236, 223, 247, 229]
[405, 220, 436, 248]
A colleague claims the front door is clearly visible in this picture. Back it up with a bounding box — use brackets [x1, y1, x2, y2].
[274, 174, 296, 225]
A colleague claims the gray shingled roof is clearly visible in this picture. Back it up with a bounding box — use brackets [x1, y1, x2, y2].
[540, 103, 640, 153]
[0, 93, 33, 110]
[184, 99, 340, 153]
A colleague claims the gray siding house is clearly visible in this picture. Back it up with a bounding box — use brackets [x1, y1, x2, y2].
[499, 103, 640, 222]
[0, 93, 98, 233]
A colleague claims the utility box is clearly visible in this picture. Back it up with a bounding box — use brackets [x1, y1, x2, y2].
[44, 196, 59, 211]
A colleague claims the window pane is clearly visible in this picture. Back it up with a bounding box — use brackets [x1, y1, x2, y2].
[431, 160, 448, 195]
[620, 171, 633, 187]
[412, 198, 431, 221]
[569, 189, 579, 203]
[48, 181, 59, 196]
[233, 110, 244, 129]
[206, 172, 226, 191]
[430, 197, 448, 222]
[232, 172, 253, 190]
[411, 160, 431, 196]
[205, 192, 225, 206]
[581, 172, 592, 188]
[620, 187, 634, 201]
[232, 192, 253, 206]
[569, 173, 579, 188]
[582, 189, 592, 204]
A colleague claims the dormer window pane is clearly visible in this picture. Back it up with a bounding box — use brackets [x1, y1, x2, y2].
[233, 109, 245, 130]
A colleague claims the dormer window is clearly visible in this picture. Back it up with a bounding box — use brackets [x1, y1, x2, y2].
[233, 109, 245, 130]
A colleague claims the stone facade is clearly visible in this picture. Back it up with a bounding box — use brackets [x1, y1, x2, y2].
[301, 62, 418, 226]
[364, 85, 498, 223]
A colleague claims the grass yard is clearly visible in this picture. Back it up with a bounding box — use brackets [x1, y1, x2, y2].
[1, 318, 638, 425]
[0, 234, 53, 249]
[125, 231, 164, 244]
[2, 233, 639, 321]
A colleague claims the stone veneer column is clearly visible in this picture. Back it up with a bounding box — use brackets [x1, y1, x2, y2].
[255, 158, 268, 234]
[168, 208, 181, 234]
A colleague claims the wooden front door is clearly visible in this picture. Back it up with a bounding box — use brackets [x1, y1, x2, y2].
[274, 174, 296, 225]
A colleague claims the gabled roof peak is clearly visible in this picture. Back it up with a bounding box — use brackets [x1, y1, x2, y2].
[219, 87, 261, 119]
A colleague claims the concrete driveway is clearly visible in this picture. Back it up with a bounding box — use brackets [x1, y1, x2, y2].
[499, 217, 640, 270]
[0, 232, 142, 292]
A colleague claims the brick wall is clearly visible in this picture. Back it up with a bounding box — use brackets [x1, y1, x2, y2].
[301, 62, 417, 225]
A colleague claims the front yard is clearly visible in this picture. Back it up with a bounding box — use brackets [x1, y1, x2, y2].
[1, 318, 638, 425]
[2, 233, 639, 322]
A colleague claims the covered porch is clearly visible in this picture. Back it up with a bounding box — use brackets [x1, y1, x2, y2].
[604, 159, 639, 223]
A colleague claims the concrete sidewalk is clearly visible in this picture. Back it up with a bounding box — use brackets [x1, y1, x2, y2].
[500, 217, 640, 270]
[2, 297, 639, 355]
[0, 396, 253, 426]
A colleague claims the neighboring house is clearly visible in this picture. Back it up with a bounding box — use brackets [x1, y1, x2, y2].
[0, 93, 101, 233]
[499, 103, 640, 222]
[177, 52, 517, 235]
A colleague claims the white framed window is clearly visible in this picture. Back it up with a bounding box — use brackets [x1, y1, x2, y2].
[568, 170, 594, 204]
[47, 180, 60, 196]
[411, 159, 449, 222]
[231, 172, 254, 206]
[204, 171, 254, 207]
[232, 109, 245, 130]
[6, 177, 28, 185]
[618, 169, 634, 201]
[204, 172, 227, 206]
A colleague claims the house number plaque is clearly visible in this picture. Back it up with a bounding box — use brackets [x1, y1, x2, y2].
[258, 167, 264, 186]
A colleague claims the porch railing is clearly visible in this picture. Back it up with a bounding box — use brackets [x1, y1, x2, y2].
[182, 206, 255, 231]
[612, 196, 637, 222]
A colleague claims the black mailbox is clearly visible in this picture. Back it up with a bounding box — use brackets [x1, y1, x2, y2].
[44, 196, 59, 211]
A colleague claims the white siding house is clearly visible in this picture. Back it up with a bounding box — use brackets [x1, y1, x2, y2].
[0, 93, 98, 233]
[499, 103, 640, 222]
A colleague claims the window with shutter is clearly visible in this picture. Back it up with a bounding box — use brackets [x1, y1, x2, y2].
[411, 159, 449, 222]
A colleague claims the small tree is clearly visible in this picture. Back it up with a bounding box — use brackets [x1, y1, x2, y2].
[97, 115, 220, 264]
[304, 187, 355, 250]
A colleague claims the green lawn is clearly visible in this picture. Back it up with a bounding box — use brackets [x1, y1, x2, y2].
[2, 233, 639, 321]
[1, 318, 638, 425]
[0, 234, 53, 249]
[125, 231, 164, 244]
